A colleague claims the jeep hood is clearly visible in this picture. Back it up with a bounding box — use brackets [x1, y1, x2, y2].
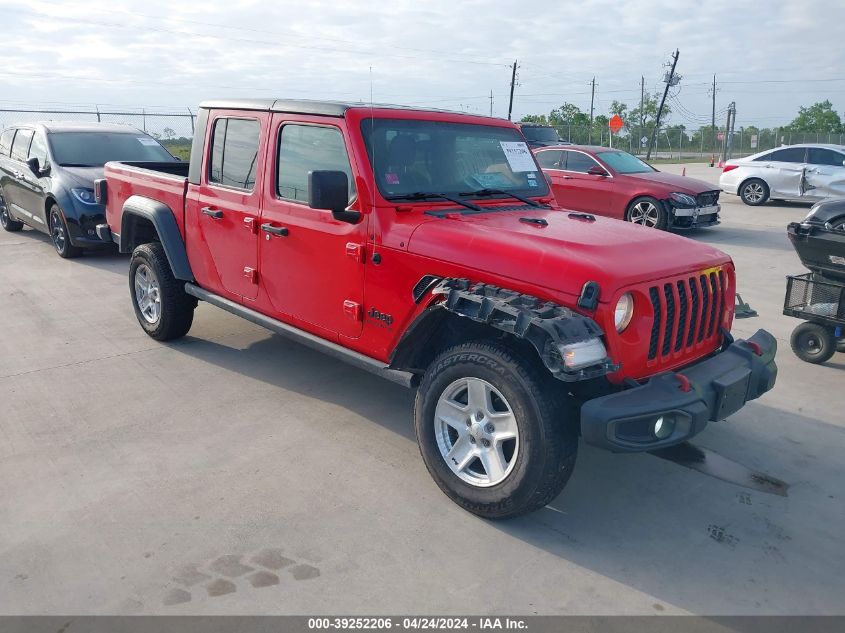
[408, 209, 731, 299]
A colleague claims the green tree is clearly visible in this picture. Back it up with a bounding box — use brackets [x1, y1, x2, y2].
[785, 100, 843, 133]
[609, 100, 628, 123]
[519, 114, 549, 124]
[629, 92, 671, 132]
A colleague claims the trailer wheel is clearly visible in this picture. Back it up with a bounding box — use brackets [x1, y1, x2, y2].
[790, 322, 836, 364]
[415, 340, 578, 519]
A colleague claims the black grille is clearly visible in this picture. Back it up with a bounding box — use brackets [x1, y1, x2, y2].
[647, 271, 726, 362]
[648, 287, 661, 360]
[696, 190, 720, 207]
[662, 284, 675, 356]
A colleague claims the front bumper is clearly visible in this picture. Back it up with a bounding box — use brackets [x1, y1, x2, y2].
[580, 329, 777, 452]
[669, 203, 721, 229]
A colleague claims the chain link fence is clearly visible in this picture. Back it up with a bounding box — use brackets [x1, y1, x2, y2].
[546, 123, 845, 161]
[2, 105, 844, 164]
[0, 106, 196, 159]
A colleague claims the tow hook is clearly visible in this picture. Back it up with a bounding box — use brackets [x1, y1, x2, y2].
[674, 373, 691, 392]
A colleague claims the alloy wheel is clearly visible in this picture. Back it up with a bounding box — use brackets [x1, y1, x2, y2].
[743, 182, 765, 204]
[50, 209, 66, 253]
[629, 201, 660, 227]
[134, 264, 162, 324]
[0, 193, 8, 228]
[434, 377, 520, 487]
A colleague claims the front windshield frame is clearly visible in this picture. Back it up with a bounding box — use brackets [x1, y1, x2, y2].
[48, 131, 175, 167]
[595, 149, 656, 174]
[360, 118, 550, 201]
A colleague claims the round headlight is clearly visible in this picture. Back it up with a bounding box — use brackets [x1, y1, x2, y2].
[614, 293, 634, 332]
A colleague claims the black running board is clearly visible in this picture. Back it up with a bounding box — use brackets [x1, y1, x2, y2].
[184, 284, 416, 388]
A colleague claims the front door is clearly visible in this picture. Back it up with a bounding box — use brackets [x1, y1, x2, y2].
[257, 116, 368, 339]
[15, 130, 49, 223]
[191, 112, 267, 300]
[805, 147, 845, 199]
[5, 128, 37, 225]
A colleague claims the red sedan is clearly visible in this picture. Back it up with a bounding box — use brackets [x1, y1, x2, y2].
[534, 145, 720, 230]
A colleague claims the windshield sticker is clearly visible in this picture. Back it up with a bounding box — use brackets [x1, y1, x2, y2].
[499, 141, 536, 172]
[137, 137, 160, 146]
[385, 173, 400, 184]
[472, 173, 515, 189]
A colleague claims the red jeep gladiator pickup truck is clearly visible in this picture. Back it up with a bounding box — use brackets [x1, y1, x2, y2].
[97, 99, 777, 518]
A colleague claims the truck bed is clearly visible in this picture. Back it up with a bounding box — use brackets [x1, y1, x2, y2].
[104, 160, 190, 238]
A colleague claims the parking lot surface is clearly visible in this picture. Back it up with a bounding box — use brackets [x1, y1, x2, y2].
[1, 163, 844, 615]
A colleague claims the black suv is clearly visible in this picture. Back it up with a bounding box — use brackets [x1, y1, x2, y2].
[0, 122, 176, 258]
[516, 123, 568, 149]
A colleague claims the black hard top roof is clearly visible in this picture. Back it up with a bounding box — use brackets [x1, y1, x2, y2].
[198, 98, 484, 118]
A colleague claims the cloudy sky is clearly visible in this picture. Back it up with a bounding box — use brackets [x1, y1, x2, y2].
[1, 0, 844, 130]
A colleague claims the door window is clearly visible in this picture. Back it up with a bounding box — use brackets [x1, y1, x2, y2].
[535, 150, 562, 169]
[0, 129, 14, 156]
[808, 148, 845, 167]
[563, 150, 600, 173]
[768, 147, 806, 163]
[10, 129, 34, 162]
[28, 132, 49, 167]
[208, 118, 260, 190]
[276, 124, 356, 203]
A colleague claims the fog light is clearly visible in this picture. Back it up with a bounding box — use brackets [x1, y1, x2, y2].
[654, 415, 675, 439]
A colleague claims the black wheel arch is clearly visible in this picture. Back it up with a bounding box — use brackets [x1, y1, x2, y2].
[119, 196, 193, 281]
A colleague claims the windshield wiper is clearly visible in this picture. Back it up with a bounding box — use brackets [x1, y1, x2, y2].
[385, 191, 482, 212]
[60, 163, 97, 167]
[459, 188, 544, 208]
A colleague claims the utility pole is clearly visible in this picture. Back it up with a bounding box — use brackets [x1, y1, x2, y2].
[722, 101, 736, 163]
[589, 76, 595, 144]
[507, 61, 517, 121]
[710, 74, 717, 156]
[489, 90, 493, 117]
[639, 76, 644, 155]
[646, 49, 679, 161]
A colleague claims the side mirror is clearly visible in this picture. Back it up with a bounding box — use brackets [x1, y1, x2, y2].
[587, 165, 608, 177]
[308, 170, 361, 224]
[26, 156, 42, 175]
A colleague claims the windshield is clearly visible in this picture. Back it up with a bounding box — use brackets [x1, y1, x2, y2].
[521, 126, 561, 142]
[48, 132, 174, 167]
[596, 150, 655, 174]
[360, 119, 549, 199]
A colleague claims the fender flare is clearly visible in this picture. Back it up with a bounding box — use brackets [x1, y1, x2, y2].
[120, 195, 193, 281]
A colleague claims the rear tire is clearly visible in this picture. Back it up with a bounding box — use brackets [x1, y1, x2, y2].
[414, 340, 578, 519]
[625, 196, 668, 230]
[129, 242, 196, 341]
[790, 322, 835, 364]
[0, 190, 24, 232]
[739, 178, 769, 206]
[49, 205, 83, 258]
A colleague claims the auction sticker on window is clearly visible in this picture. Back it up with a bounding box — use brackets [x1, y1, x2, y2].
[137, 137, 160, 146]
[499, 141, 536, 172]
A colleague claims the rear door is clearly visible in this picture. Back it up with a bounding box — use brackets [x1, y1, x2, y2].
[0, 128, 17, 218]
[190, 111, 267, 300]
[551, 150, 613, 214]
[6, 128, 36, 224]
[257, 115, 367, 339]
[805, 147, 845, 199]
[764, 146, 807, 199]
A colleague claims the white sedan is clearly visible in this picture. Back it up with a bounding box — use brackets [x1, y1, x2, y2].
[720, 144, 845, 206]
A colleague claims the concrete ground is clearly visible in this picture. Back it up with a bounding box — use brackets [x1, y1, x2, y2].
[1, 165, 843, 615]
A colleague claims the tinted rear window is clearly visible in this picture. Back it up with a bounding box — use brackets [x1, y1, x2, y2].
[209, 118, 261, 190]
[767, 147, 806, 163]
[49, 132, 173, 167]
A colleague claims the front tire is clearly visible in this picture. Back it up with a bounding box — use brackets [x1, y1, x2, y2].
[626, 196, 668, 230]
[49, 205, 83, 258]
[129, 242, 196, 341]
[0, 190, 24, 232]
[415, 340, 578, 519]
[790, 322, 835, 364]
[739, 178, 769, 206]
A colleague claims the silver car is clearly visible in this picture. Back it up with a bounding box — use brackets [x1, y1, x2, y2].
[720, 144, 845, 206]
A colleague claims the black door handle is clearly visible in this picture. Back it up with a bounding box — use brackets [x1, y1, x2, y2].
[201, 207, 223, 219]
[261, 223, 289, 237]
